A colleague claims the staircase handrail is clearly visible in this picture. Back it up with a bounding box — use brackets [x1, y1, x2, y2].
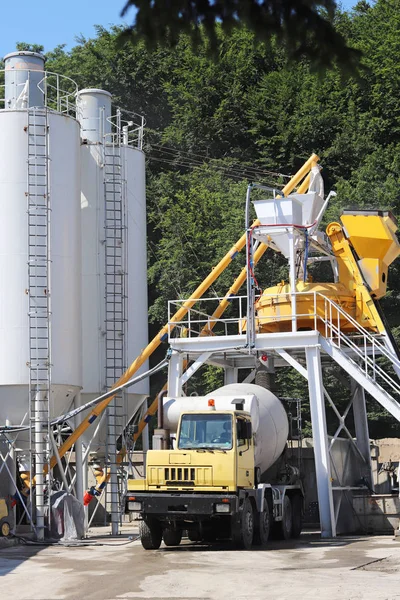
[316, 292, 400, 398]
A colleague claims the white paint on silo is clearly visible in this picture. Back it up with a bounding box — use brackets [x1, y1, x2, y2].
[0, 88, 82, 448]
[78, 89, 149, 451]
[4, 51, 45, 109]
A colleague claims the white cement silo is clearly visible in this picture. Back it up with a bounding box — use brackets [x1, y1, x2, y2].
[0, 53, 82, 443]
[77, 89, 149, 452]
[0, 52, 82, 537]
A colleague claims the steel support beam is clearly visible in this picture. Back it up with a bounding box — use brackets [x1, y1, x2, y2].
[224, 367, 239, 385]
[351, 381, 374, 489]
[74, 393, 84, 504]
[170, 330, 320, 354]
[107, 400, 119, 535]
[306, 346, 336, 538]
[168, 351, 184, 397]
[180, 352, 213, 386]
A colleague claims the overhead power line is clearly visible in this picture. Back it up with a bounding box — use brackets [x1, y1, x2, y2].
[148, 141, 291, 180]
[147, 150, 285, 187]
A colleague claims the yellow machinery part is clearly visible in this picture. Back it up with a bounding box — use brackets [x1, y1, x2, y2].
[0, 498, 8, 521]
[340, 211, 400, 299]
[327, 220, 389, 333]
[256, 211, 400, 335]
[255, 281, 356, 334]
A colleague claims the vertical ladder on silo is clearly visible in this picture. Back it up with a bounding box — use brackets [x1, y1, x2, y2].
[104, 111, 128, 533]
[27, 107, 51, 538]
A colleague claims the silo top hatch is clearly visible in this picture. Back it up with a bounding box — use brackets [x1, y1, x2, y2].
[3, 51, 45, 63]
[78, 88, 112, 97]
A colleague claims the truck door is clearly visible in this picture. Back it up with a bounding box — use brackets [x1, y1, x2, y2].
[236, 417, 254, 488]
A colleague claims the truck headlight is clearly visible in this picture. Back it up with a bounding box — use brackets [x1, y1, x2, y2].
[215, 503, 230, 513]
[128, 501, 142, 511]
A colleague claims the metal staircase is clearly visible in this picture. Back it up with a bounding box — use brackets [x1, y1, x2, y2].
[317, 295, 400, 423]
[27, 107, 51, 537]
[103, 114, 128, 533]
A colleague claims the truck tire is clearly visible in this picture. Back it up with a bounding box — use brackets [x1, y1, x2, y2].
[187, 529, 201, 542]
[291, 495, 303, 538]
[163, 527, 182, 546]
[279, 495, 293, 540]
[232, 497, 254, 550]
[253, 507, 270, 547]
[0, 520, 10, 537]
[139, 519, 162, 550]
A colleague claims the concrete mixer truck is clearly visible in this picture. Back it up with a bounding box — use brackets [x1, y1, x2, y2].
[125, 383, 304, 550]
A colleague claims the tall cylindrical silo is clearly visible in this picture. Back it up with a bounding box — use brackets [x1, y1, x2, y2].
[77, 89, 149, 453]
[0, 52, 82, 516]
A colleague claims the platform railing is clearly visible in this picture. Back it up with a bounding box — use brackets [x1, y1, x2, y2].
[106, 110, 145, 150]
[319, 294, 400, 399]
[0, 69, 78, 115]
[168, 291, 400, 398]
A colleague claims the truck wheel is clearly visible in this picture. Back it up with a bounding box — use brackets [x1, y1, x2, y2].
[253, 508, 270, 547]
[0, 520, 10, 537]
[188, 529, 201, 542]
[139, 519, 162, 550]
[291, 495, 303, 538]
[233, 498, 254, 550]
[163, 527, 182, 546]
[279, 495, 293, 540]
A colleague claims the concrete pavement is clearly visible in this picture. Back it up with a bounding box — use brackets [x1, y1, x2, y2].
[1, 527, 400, 600]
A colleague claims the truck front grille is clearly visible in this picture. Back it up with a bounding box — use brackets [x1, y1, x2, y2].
[165, 467, 195, 485]
[148, 466, 212, 486]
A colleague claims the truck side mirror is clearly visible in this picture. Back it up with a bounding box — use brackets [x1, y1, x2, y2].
[246, 422, 252, 440]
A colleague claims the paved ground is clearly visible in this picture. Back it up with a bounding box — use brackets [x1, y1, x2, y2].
[1, 527, 400, 600]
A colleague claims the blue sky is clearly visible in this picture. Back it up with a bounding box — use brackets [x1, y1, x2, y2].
[1, 0, 360, 58]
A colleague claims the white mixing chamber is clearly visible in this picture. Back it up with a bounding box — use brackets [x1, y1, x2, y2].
[163, 383, 289, 474]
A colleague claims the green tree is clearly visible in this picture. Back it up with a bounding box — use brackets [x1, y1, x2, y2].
[120, 0, 359, 69]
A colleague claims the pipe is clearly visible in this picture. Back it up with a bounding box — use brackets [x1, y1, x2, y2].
[157, 390, 168, 429]
[34, 390, 46, 540]
[49, 430, 70, 492]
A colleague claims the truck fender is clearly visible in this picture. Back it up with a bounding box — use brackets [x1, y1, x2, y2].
[256, 484, 272, 514]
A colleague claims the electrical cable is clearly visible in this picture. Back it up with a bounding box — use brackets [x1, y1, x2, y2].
[147, 154, 283, 187]
[146, 138, 292, 180]
[150, 145, 288, 181]
[303, 229, 309, 282]
[0, 358, 169, 433]
[12, 533, 139, 547]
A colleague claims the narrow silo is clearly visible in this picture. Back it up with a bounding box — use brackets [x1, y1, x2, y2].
[0, 52, 82, 537]
[77, 89, 149, 530]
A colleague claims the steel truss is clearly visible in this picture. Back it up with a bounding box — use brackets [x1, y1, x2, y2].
[165, 292, 400, 538]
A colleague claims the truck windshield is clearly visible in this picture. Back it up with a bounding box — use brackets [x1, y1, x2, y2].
[178, 414, 233, 450]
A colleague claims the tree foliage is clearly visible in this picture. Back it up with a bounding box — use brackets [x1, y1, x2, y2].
[120, 0, 360, 70]
[41, 0, 400, 437]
